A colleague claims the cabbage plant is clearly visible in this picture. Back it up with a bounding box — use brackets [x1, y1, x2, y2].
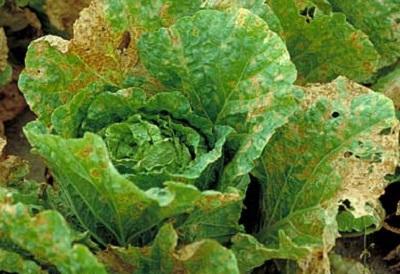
[0, 0, 397, 273]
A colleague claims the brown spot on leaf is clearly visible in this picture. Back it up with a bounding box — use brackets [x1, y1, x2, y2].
[97, 247, 136, 274]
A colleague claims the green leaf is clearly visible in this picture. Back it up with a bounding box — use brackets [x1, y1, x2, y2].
[267, 0, 380, 83]
[236, 0, 283, 33]
[103, 0, 275, 33]
[176, 189, 243, 243]
[16, 0, 31, 7]
[24, 122, 243, 245]
[249, 77, 397, 271]
[51, 87, 231, 190]
[18, 34, 125, 124]
[139, 9, 301, 189]
[0, 202, 106, 274]
[18, 0, 143, 123]
[0, 64, 12, 87]
[21, 4, 301, 191]
[18, 0, 272, 123]
[328, 0, 400, 68]
[336, 202, 384, 235]
[98, 223, 240, 274]
[232, 233, 310, 273]
[0, 249, 45, 274]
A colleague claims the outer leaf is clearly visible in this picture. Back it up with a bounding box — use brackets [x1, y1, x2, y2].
[24, 122, 243, 245]
[18, 0, 275, 123]
[232, 233, 310, 273]
[0, 202, 106, 274]
[98, 223, 240, 274]
[235, 0, 284, 33]
[0, 249, 45, 274]
[19, 0, 141, 123]
[176, 190, 243, 243]
[139, 8, 297, 126]
[103, 0, 273, 33]
[0, 155, 29, 185]
[0, 28, 11, 87]
[45, 0, 91, 33]
[139, 9, 300, 189]
[267, 0, 380, 83]
[336, 202, 384, 235]
[248, 77, 397, 272]
[328, 0, 400, 68]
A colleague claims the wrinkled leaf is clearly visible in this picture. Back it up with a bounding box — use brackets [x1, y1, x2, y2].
[267, 0, 380, 83]
[98, 223, 240, 274]
[139, 8, 301, 189]
[328, 0, 400, 68]
[0, 200, 106, 274]
[19, 0, 140, 123]
[176, 190, 243, 243]
[19, 0, 271, 123]
[232, 233, 311, 273]
[0, 249, 45, 274]
[248, 77, 397, 272]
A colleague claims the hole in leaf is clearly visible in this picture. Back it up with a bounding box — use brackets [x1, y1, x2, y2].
[299, 6, 316, 23]
[331, 111, 340, 118]
[380, 127, 392, 135]
[308, 7, 316, 18]
[299, 7, 308, 16]
[341, 199, 353, 210]
[344, 151, 353, 158]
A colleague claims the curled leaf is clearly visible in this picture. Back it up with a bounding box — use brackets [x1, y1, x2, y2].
[0, 202, 106, 273]
[0, 249, 45, 274]
[45, 0, 91, 33]
[328, 0, 400, 68]
[139, 8, 301, 189]
[98, 223, 240, 274]
[267, 0, 380, 83]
